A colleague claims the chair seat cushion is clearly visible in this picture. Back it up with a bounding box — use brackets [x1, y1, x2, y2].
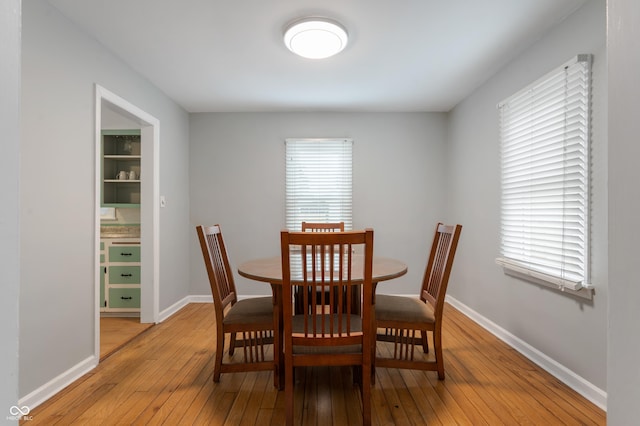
[376, 294, 435, 324]
[223, 296, 273, 325]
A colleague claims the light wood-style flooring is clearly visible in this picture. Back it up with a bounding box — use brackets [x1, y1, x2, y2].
[27, 303, 605, 425]
[100, 316, 154, 360]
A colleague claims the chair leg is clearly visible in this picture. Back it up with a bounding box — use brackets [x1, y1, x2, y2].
[361, 363, 372, 426]
[213, 330, 225, 383]
[371, 364, 376, 386]
[229, 332, 237, 356]
[434, 328, 445, 380]
[353, 365, 362, 385]
[421, 330, 429, 353]
[285, 361, 294, 426]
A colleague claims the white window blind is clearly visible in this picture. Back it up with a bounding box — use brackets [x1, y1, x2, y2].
[285, 138, 353, 232]
[496, 55, 592, 293]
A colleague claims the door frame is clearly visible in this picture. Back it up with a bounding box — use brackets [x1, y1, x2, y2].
[94, 85, 160, 359]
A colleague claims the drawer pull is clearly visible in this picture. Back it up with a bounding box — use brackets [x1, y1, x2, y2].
[121, 296, 133, 300]
[120, 273, 133, 277]
[120, 252, 133, 256]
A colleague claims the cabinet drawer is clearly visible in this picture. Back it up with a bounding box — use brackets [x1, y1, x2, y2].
[109, 266, 140, 284]
[109, 288, 141, 309]
[109, 246, 140, 262]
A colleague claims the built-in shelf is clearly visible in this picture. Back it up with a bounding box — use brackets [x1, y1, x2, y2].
[102, 130, 141, 207]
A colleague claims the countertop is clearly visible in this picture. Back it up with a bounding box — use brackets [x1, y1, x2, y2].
[100, 225, 140, 239]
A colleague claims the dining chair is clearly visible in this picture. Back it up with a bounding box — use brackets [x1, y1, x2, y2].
[280, 229, 374, 426]
[196, 224, 274, 382]
[301, 221, 345, 232]
[375, 223, 462, 380]
[298, 221, 346, 313]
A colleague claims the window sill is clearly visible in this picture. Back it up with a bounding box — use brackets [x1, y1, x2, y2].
[495, 258, 594, 301]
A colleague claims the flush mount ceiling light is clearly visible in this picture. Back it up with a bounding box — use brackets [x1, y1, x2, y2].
[283, 17, 348, 59]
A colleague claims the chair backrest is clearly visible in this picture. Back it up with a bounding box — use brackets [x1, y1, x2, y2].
[196, 225, 238, 322]
[420, 223, 462, 317]
[301, 221, 345, 232]
[280, 229, 374, 347]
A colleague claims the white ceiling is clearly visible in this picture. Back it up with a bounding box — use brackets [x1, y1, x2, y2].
[48, 0, 587, 113]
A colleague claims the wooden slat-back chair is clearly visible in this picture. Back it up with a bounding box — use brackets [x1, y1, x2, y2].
[298, 221, 346, 313]
[280, 229, 374, 426]
[196, 225, 274, 382]
[375, 223, 462, 379]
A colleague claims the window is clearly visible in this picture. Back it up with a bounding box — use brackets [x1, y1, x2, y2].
[285, 138, 353, 231]
[496, 55, 593, 295]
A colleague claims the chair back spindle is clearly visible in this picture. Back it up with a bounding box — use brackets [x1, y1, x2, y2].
[420, 224, 461, 318]
[199, 225, 237, 322]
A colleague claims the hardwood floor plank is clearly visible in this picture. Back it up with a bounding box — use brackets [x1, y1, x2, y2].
[268, 388, 286, 426]
[316, 366, 333, 425]
[371, 376, 395, 426]
[100, 316, 153, 360]
[302, 364, 318, 425]
[388, 373, 429, 425]
[343, 370, 364, 426]
[398, 369, 447, 425]
[25, 302, 605, 426]
[240, 371, 273, 425]
[224, 370, 259, 425]
[259, 350, 279, 409]
[130, 351, 212, 425]
[329, 366, 349, 425]
[375, 363, 412, 425]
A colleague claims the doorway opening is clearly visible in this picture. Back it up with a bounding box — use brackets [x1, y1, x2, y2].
[95, 85, 160, 361]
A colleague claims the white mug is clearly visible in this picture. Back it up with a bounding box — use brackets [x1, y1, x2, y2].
[116, 171, 128, 180]
[128, 171, 137, 180]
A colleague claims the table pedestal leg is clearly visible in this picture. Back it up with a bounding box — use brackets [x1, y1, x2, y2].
[271, 283, 284, 390]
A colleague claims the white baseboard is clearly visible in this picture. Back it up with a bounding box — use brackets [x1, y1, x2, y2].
[445, 295, 607, 411]
[19, 355, 98, 410]
[158, 295, 215, 322]
[158, 295, 191, 322]
[188, 294, 214, 303]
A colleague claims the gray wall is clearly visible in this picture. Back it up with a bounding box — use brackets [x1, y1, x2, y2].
[446, 0, 606, 390]
[0, 0, 21, 413]
[607, 0, 640, 422]
[189, 112, 447, 296]
[20, 0, 191, 398]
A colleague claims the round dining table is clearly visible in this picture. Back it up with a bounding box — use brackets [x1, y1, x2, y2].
[238, 255, 407, 284]
[238, 255, 408, 389]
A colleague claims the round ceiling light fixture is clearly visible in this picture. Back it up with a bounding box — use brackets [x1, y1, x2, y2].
[283, 17, 348, 59]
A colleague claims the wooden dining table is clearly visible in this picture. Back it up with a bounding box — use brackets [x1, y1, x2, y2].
[238, 255, 408, 389]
